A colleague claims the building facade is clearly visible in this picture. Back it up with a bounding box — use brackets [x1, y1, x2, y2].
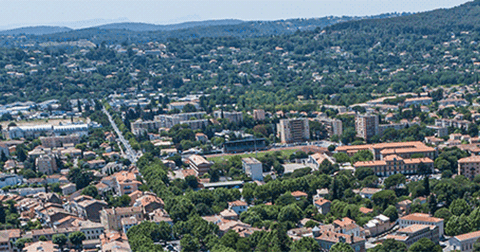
[355, 114, 379, 141]
[277, 118, 310, 144]
[242, 157, 263, 181]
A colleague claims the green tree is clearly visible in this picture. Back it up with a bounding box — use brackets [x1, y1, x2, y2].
[180, 234, 200, 252]
[81, 185, 98, 198]
[434, 208, 452, 223]
[383, 205, 399, 222]
[408, 237, 441, 252]
[69, 231, 86, 249]
[290, 237, 321, 252]
[449, 198, 470, 216]
[330, 242, 354, 252]
[14, 238, 32, 250]
[369, 239, 407, 252]
[52, 234, 68, 250]
[384, 173, 405, 189]
[372, 190, 397, 211]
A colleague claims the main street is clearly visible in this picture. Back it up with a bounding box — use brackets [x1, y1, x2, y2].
[102, 106, 139, 164]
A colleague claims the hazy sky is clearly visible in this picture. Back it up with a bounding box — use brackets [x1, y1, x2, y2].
[0, 0, 471, 29]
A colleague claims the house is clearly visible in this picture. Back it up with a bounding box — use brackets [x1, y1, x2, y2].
[195, 133, 208, 143]
[314, 198, 331, 215]
[113, 171, 142, 196]
[220, 209, 239, 220]
[87, 159, 106, 169]
[61, 183, 76, 195]
[100, 230, 131, 252]
[291, 191, 308, 200]
[121, 216, 141, 234]
[228, 200, 248, 215]
[188, 155, 212, 176]
[313, 226, 366, 252]
[359, 207, 374, 215]
[333, 217, 364, 238]
[396, 199, 412, 215]
[359, 188, 383, 199]
[0, 229, 21, 252]
[133, 194, 165, 214]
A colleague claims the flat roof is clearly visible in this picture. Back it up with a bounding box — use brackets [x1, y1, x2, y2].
[203, 181, 244, 188]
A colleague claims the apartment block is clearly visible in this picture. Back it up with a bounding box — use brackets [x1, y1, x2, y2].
[36, 155, 57, 175]
[242, 157, 263, 181]
[188, 155, 212, 176]
[277, 118, 310, 144]
[458, 156, 480, 180]
[355, 114, 379, 141]
[40, 135, 80, 148]
[403, 97, 432, 107]
[353, 155, 434, 177]
[253, 109, 266, 121]
[316, 117, 343, 136]
[100, 207, 144, 231]
[336, 141, 436, 160]
[385, 224, 439, 248]
[214, 111, 244, 123]
[154, 112, 206, 128]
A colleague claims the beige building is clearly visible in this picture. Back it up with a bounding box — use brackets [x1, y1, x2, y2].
[40, 135, 80, 148]
[354, 155, 434, 177]
[277, 118, 310, 144]
[316, 117, 343, 136]
[385, 224, 439, 248]
[355, 114, 379, 141]
[188, 155, 212, 176]
[336, 141, 436, 160]
[458, 156, 480, 180]
[398, 213, 444, 236]
[253, 109, 266, 121]
[36, 155, 57, 175]
[100, 206, 144, 231]
[450, 230, 480, 252]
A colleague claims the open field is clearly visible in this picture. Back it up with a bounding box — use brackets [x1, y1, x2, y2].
[206, 148, 299, 163]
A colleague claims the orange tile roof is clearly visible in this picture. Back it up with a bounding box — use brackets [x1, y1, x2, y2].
[454, 230, 480, 241]
[291, 191, 308, 197]
[229, 200, 248, 207]
[458, 155, 480, 163]
[398, 224, 433, 234]
[400, 213, 443, 223]
[314, 198, 331, 206]
[359, 207, 373, 214]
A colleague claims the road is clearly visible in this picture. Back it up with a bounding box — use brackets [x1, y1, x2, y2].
[102, 107, 139, 164]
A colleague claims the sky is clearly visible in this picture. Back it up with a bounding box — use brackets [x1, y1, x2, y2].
[0, 0, 471, 30]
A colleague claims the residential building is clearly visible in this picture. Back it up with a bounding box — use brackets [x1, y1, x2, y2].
[154, 112, 206, 128]
[228, 200, 248, 215]
[333, 217, 364, 238]
[188, 155, 212, 176]
[131, 119, 161, 136]
[358, 188, 383, 199]
[253, 109, 266, 121]
[61, 183, 76, 195]
[385, 224, 439, 248]
[316, 117, 343, 136]
[35, 155, 57, 175]
[355, 114, 379, 141]
[113, 171, 142, 195]
[458, 156, 480, 180]
[403, 97, 433, 107]
[314, 198, 331, 214]
[220, 209, 239, 220]
[214, 110, 244, 123]
[313, 226, 366, 252]
[0, 229, 21, 252]
[398, 213, 444, 236]
[121, 216, 141, 234]
[427, 125, 449, 137]
[354, 155, 434, 177]
[435, 118, 470, 130]
[0, 173, 23, 188]
[23, 241, 59, 252]
[100, 206, 144, 231]
[133, 194, 164, 214]
[74, 219, 105, 240]
[277, 118, 310, 144]
[364, 214, 391, 237]
[242, 157, 263, 181]
[39, 135, 80, 148]
[337, 141, 436, 160]
[3, 124, 89, 139]
[307, 153, 333, 169]
[438, 98, 469, 107]
[450, 230, 480, 252]
[100, 230, 131, 252]
[195, 133, 208, 143]
[291, 191, 308, 200]
[167, 101, 200, 111]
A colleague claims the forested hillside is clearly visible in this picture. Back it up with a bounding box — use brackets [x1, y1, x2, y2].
[0, 1, 479, 109]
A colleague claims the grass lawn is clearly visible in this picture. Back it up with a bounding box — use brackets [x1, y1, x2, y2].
[207, 148, 299, 163]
